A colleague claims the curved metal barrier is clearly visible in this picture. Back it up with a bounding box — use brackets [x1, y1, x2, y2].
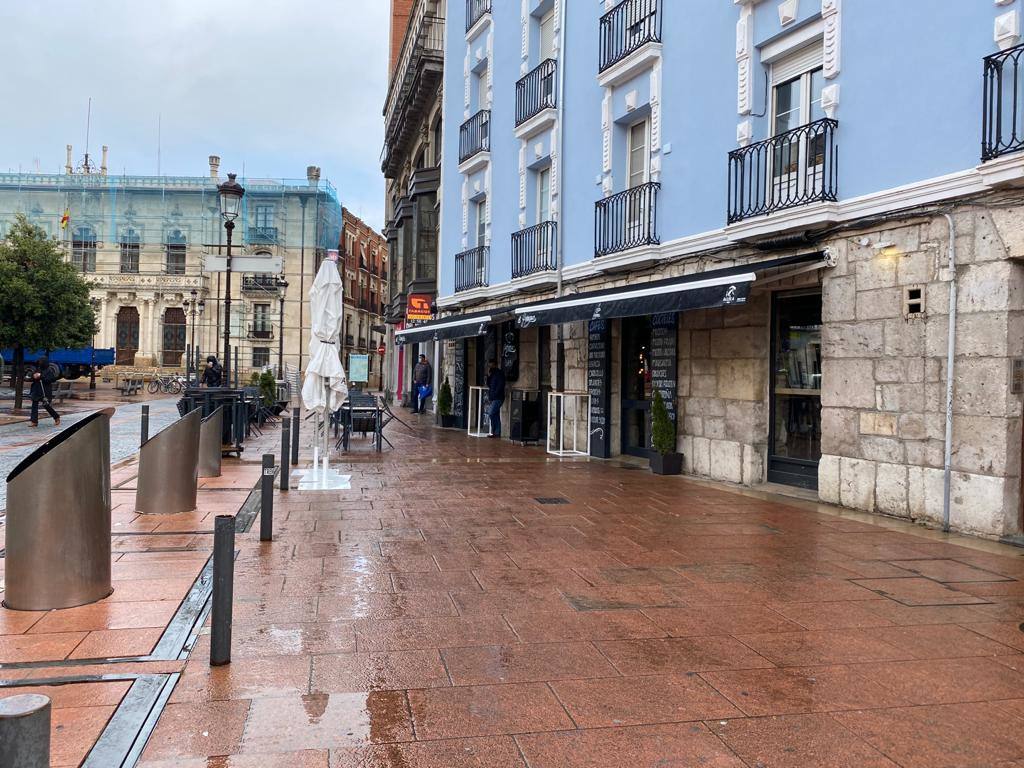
[198, 406, 224, 478]
[136, 408, 200, 514]
[4, 409, 114, 610]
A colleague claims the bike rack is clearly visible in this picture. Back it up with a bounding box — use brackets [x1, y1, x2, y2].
[136, 408, 201, 514]
[4, 409, 114, 610]
[198, 406, 224, 478]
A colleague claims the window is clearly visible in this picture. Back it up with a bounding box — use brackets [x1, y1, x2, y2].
[254, 303, 271, 333]
[72, 226, 97, 272]
[476, 68, 488, 111]
[120, 228, 140, 274]
[539, 11, 556, 62]
[537, 166, 551, 223]
[627, 120, 649, 189]
[166, 230, 186, 275]
[252, 347, 270, 369]
[475, 199, 487, 247]
[255, 205, 274, 228]
[770, 52, 826, 202]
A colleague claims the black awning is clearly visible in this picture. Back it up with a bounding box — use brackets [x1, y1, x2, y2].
[395, 309, 505, 346]
[514, 252, 824, 328]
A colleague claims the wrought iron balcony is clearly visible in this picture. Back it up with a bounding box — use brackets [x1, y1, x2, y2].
[455, 246, 489, 292]
[248, 226, 278, 244]
[516, 59, 557, 127]
[459, 110, 491, 164]
[983, 43, 1024, 162]
[512, 221, 557, 278]
[241, 275, 279, 293]
[727, 118, 838, 223]
[594, 182, 660, 257]
[599, 0, 662, 74]
[466, 0, 491, 32]
[248, 324, 274, 340]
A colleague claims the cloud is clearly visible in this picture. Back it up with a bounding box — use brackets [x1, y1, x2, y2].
[0, 0, 388, 228]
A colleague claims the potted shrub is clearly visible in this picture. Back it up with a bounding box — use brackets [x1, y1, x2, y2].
[649, 389, 682, 475]
[438, 376, 456, 428]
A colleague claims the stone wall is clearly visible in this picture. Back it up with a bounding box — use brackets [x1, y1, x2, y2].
[818, 208, 1024, 538]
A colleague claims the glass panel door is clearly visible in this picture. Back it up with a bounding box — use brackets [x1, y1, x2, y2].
[620, 316, 653, 458]
[768, 292, 822, 489]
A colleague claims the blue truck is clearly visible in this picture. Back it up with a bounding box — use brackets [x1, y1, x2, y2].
[2, 347, 115, 380]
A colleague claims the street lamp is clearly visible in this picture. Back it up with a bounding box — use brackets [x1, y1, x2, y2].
[89, 297, 100, 391]
[218, 172, 245, 387]
[276, 276, 289, 377]
[183, 289, 205, 386]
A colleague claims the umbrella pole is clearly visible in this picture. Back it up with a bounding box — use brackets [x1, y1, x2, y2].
[323, 377, 330, 476]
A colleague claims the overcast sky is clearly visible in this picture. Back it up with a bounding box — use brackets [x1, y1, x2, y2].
[0, 0, 389, 228]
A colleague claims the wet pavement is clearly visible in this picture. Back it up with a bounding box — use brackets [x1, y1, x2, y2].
[116, 414, 1024, 767]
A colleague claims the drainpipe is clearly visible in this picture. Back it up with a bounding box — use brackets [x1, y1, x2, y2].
[942, 212, 958, 533]
[554, 0, 568, 391]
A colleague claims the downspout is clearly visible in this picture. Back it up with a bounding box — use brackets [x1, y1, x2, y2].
[554, 0, 568, 391]
[942, 212, 958, 533]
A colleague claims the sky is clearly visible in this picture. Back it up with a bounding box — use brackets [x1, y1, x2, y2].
[0, 0, 389, 229]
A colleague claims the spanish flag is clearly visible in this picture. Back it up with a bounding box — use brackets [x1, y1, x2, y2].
[60, 209, 70, 230]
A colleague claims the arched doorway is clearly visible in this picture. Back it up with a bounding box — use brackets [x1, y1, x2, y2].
[162, 307, 186, 367]
[116, 306, 140, 365]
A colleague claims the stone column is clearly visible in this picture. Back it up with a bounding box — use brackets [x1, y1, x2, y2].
[98, 296, 109, 348]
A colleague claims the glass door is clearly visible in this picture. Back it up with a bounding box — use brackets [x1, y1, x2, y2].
[768, 291, 822, 488]
[620, 316, 653, 457]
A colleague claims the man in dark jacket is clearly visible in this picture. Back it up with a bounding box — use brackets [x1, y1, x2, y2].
[485, 358, 506, 438]
[201, 355, 223, 387]
[29, 356, 60, 427]
[412, 354, 432, 413]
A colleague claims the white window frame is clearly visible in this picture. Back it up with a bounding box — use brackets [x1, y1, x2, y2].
[627, 119, 650, 190]
[539, 10, 556, 63]
[768, 45, 826, 205]
[536, 166, 551, 224]
[475, 199, 487, 247]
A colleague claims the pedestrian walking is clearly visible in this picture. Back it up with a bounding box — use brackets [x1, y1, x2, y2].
[28, 355, 60, 427]
[485, 358, 506, 438]
[412, 353, 432, 414]
[201, 355, 223, 388]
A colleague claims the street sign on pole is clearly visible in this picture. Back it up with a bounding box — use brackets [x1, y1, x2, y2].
[204, 254, 283, 274]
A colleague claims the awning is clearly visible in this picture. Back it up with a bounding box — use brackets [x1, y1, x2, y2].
[514, 252, 825, 328]
[395, 309, 503, 346]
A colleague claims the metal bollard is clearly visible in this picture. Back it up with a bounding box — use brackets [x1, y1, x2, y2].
[210, 515, 234, 666]
[280, 417, 291, 491]
[0, 693, 50, 768]
[140, 404, 150, 445]
[260, 454, 275, 542]
[291, 407, 300, 465]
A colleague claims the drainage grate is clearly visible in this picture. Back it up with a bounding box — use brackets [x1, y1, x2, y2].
[535, 497, 570, 505]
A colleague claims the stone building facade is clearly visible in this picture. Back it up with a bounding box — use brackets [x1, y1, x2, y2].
[340, 207, 388, 390]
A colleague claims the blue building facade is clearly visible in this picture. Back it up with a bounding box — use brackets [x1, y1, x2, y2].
[400, 0, 1024, 538]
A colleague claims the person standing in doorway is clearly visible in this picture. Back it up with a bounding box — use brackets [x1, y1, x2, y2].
[413, 353, 433, 414]
[485, 358, 506, 439]
[28, 356, 60, 427]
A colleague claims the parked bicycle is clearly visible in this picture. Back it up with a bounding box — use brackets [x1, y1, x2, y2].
[147, 374, 184, 395]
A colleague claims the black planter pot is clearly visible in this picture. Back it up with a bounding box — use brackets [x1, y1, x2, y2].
[440, 414, 457, 429]
[650, 452, 683, 476]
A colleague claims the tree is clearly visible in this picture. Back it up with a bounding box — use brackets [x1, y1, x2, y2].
[650, 389, 676, 456]
[0, 215, 96, 410]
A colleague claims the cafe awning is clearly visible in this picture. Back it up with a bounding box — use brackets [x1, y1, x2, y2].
[395, 309, 507, 346]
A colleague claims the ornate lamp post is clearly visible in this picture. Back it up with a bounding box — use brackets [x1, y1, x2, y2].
[218, 173, 245, 386]
[183, 289, 205, 386]
[276, 276, 289, 377]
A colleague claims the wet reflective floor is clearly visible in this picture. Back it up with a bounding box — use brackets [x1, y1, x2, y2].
[125, 415, 1024, 766]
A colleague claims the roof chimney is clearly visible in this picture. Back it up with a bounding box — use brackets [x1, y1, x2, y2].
[209, 155, 221, 180]
[100, 146, 108, 176]
[65, 145, 73, 175]
[306, 165, 321, 185]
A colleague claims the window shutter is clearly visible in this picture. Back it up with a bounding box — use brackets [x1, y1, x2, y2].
[771, 43, 823, 85]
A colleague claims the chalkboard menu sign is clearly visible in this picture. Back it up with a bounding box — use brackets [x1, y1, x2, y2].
[650, 313, 678, 429]
[588, 319, 612, 458]
[501, 321, 520, 382]
[452, 339, 466, 428]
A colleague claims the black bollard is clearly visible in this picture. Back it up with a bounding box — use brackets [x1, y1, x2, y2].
[280, 417, 291, 491]
[291, 407, 300, 466]
[260, 454, 274, 542]
[140, 404, 150, 445]
[210, 515, 234, 666]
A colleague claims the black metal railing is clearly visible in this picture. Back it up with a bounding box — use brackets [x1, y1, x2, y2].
[466, 0, 491, 32]
[512, 221, 558, 277]
[599, 0, 662, 74]
[455, 246, 489, 292]
[983, 43, 1024, 162]
[595, 182, 660, 257]
[727, 118, 839, 224]
[248, 226, 278, 244]
[459, 110, 491, 163]
[248, 324, 274, 340]
[516, 59, 557, 126]
[242, 275, 278, 292]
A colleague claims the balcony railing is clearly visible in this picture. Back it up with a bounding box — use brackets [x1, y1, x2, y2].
[727, 118, 838, 223]
[455, 245, 489, 292]
[599, 0, 662, 74]
[512, 221, 557, 277]
[466, 0, 491, 32]
[595, 182, 660, 257]
[516, 59, 557, 127]
[242, 275, 279, 293]
[248, 226, 278, 244]
[459, 110, 491, 163]
[983, 43, 1024, 162]
[248, 324, 274, 340]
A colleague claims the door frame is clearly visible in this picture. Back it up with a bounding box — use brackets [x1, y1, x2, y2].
[619, 316, 653, 459]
